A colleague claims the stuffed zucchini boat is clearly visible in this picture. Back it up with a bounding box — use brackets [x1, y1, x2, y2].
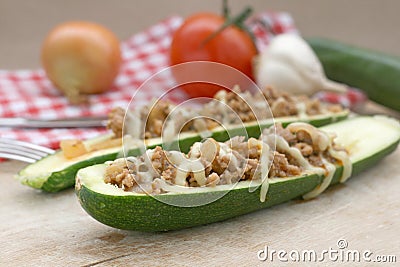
[76, 116, 400, 231]
[16, 87, 348, 192]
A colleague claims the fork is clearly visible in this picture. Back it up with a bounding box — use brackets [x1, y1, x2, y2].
[0, 115, 108, 128]
[0, 138, 55, 163]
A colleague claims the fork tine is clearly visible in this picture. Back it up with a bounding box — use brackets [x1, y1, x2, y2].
[0, 138, 55, 163]
[0, 143, 50, 158]
[0, 139, 55, 154]
[0, 146, 45, 160]
[0, 152, 37, 163]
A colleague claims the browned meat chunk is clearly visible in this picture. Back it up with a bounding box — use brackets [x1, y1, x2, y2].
[224, 91, 257, 122]
[305, 98, 322, 115]
[308, 155, 323, 167]
[269, 151, 302, 178]
[274, 123, 296, 144]
[104, 159, 135, 190]
[271, 97, 298, 117]
[150, 146, 169, 174]
[294, 142, 313, 156]
[144, 100, 172, 138]
[107, 107, 125, 137]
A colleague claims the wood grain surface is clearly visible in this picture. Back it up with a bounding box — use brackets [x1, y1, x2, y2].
[1, 147, 399, 266]
[1, 1, 400, 266]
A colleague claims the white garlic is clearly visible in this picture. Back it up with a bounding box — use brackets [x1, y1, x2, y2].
[254, 33, 347, 96]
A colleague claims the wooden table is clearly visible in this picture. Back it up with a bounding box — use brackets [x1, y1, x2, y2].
[1, 1, 400, 265]
[1, 144, 399, 266]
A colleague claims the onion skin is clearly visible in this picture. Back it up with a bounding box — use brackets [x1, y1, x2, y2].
[41, 21, 122, 103]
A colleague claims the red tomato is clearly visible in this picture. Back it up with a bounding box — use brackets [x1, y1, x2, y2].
[170, 13, 257, 98]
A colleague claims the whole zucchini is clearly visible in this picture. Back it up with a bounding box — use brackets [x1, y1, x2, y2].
[307, 38, 400, 111]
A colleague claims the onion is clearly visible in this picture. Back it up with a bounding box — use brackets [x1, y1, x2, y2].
[41, 21, 122, 104]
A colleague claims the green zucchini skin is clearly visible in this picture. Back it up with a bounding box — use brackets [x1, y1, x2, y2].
[77, 173, 324, 232]
[307, 38, 400, 111]
[41, 152, 119, 192]
[17, 112, 349, 192]
[76, 132, 399, 232]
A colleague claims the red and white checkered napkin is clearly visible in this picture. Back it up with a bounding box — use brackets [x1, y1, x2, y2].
[0, 12, 366, 150]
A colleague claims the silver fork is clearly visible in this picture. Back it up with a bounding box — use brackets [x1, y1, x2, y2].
[0, 138, 55, 163]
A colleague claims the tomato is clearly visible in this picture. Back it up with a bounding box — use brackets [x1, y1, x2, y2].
[170, 13, 257, 98]
[41, 21, 121, 104]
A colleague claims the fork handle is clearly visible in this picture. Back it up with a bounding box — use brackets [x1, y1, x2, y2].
[0, 116, 108, 128]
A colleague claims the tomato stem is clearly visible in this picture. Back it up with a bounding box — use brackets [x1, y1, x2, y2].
[202, 6, 253, 45]
[222, 0, 230, 18]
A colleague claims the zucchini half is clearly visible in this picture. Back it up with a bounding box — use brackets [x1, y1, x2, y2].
[76, 116, 400, 232]
[16, 111, 348, 192]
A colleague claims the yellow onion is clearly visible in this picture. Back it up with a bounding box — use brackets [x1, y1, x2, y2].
[41, 21, 122, 104]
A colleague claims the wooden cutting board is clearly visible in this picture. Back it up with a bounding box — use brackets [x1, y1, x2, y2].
[1, 147, 399, 266]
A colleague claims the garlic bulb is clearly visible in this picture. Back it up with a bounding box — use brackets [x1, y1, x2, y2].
[254, 33, 347, 96]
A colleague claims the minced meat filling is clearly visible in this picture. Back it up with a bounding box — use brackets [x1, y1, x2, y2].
[104, 122, 347, 195]
[142, 100, 173, 139]
[269, 151, 302, 177]
[106, 107, 125, 138]
[107, 86, 344, 138]
[273, 123, 340, 167]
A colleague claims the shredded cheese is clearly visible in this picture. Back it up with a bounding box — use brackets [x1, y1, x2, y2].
[259, 142, 271, 202]
[329, 148, 352, 183]
[302, 159, 336, 200]
[286, 123, 352, 198]
[287, 122, 330, 151]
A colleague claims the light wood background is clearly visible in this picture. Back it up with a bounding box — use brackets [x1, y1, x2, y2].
[1, 150, 399, 266]
[1, 1, 399, 266]
[1, 0, 399, 69]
